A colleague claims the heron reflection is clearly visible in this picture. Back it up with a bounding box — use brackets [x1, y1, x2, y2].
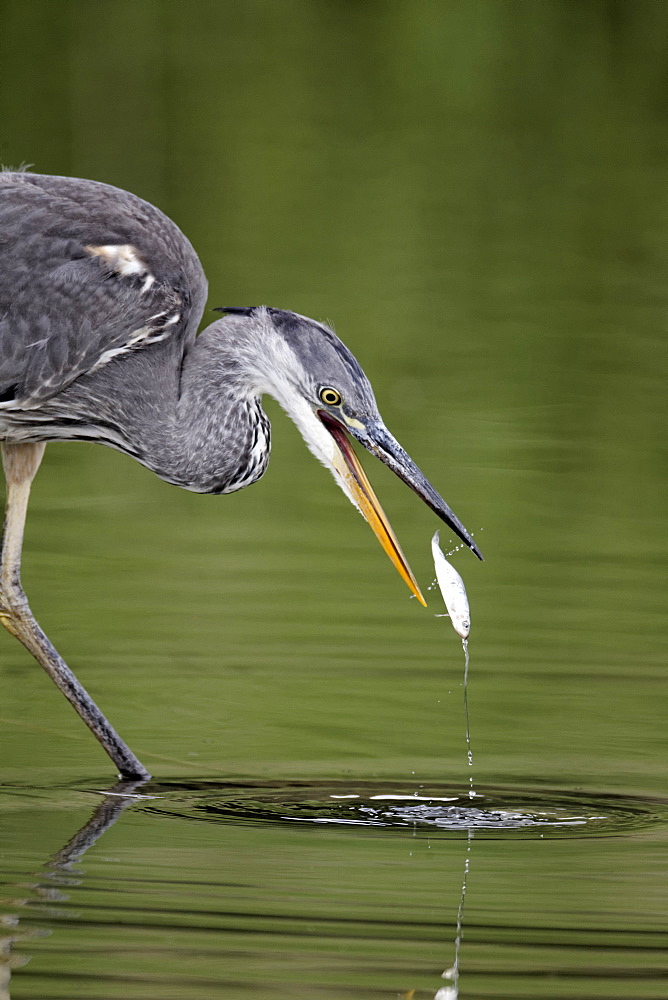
[0, 779, 149, 998]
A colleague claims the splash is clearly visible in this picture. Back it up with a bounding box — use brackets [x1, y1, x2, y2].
[431, 532, 475, 797]
[462, 638, 475, 799]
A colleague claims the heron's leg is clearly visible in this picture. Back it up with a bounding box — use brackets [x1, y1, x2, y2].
[0, 442, 151, 780]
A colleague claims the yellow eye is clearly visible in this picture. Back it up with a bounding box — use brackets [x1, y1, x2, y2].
[319, 386, 342, 406]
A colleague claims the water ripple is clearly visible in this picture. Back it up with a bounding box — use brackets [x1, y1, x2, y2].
[139, 780, 668, 837]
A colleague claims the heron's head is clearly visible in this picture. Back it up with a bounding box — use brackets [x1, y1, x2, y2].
[217, 306, 482, 604]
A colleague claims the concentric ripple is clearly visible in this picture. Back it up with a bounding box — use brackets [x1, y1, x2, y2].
[140, 781, 668, 838]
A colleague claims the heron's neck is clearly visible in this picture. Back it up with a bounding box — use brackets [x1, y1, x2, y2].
[56, 316, 291, 493]
[167, 325, 271, 493]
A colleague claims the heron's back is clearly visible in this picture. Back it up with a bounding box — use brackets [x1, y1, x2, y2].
[0, 172, 208, 406]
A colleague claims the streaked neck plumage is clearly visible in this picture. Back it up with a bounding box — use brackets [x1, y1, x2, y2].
[43, 310, 312, 495]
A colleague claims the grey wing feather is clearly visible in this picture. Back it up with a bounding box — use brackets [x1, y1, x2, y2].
[0, 172, 208, 404]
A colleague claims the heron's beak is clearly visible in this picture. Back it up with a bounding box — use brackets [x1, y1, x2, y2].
[318, 411, 483, 606]
[319, 411, 428, 606]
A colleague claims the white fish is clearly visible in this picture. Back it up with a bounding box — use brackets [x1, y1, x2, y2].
[431, 531, 471, 639]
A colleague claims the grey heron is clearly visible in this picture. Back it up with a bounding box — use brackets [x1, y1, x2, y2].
[0, 171, 482, 780]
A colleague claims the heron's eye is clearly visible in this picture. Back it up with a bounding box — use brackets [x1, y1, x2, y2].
[319, 386, 342, 406]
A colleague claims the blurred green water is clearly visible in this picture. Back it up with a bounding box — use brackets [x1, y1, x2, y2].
[0, 2, 666, 997]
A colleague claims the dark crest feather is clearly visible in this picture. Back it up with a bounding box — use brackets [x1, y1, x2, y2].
[213, 306, 258, 315]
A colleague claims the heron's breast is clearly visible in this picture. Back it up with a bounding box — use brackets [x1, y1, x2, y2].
[214, 407, 271, 495]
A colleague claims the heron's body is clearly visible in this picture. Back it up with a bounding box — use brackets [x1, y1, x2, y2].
[0, 171, 267, 493]
[0, 171, 481, 780]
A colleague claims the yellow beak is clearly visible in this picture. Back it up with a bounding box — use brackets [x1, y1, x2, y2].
[324, 416, 427, 607]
